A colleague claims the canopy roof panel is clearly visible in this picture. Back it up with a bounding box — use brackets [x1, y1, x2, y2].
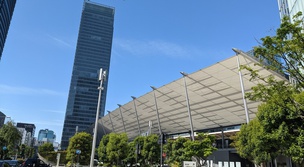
[98, 51, 287, 139]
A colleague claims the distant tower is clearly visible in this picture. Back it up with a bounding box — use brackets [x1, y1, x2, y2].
[61, 1, 115, 150]
[277, 0, 304, 22]
[0, 0, 17, 60]
[277, 0, 304, 83]
[38, 129, 56, 144]
[0, 111, 5, 127]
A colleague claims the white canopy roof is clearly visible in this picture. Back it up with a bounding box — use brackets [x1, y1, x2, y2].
[98, 51, 287, 140]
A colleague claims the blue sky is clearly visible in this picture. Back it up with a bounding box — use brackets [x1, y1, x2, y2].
[0, 0, 280, 142]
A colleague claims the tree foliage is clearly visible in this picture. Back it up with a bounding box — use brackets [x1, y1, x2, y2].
[97, 133, 109, 164]
[97, 133, 129, 167]
[253, 12, 304, 89]
[23, 145, 35, 159]
[234, 82, 304, 164]
[164, 133, 216, 167]
[163, 138, 174, 165]
[234, 12, 304, 165]
[141, 134, 160, 165]
[184, 133, 217, 166]
[106, 133, 128, 166]
[38, 143, 54, 154]
[133, 135, 145, 165]
[125, 141, 136, 166]
[170, 137, 190, 165]
[233, 119, 274, 164]
[0, 121, 22, 159]
[66, 132, 92, 165]
[64, 131, 216, 167]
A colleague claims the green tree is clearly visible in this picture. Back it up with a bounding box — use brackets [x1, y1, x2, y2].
[125, 141, 136, 166]
[252, 12, 304, 89]
[24, 145, 35, 158]
[169, 137, 189, 167]
[19, 144, 25, 158]
[38, 143, 54, 155]
[233, 119, 275, 165]
[163, 138, 174, 165]
[164, 134, 216, 167]
[97, 134, 109, 164]
[0, 121, 22, 159]
[106, 133, 128, 167]
[234, 83, 304, 164]
[66, 132, 92, 165]
[234, 12, 304, 165]
[184, 133, 217, 167]
[0, 136, 7, 159]
[141, 134, 160, 166]
[133, 136, 145, 166]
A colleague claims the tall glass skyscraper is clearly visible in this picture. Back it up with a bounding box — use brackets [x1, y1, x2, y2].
[277, 0, 304, 22]
[38, 129, 56, 143]
[277, 0, 304, 84]
[61, 1, 115, 150]
[0, 0, 16, 60]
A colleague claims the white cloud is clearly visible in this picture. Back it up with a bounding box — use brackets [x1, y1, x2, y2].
[33, 119, 64, 127]
[114, 39, 202, 58]
[0, 84, 65, 96]
[47, 34, 73, 48]
[44, 109, 65, 114]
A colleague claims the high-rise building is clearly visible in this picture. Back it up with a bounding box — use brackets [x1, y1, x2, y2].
[277, 0, 304, 22]
[61, 1, 115, 150]
[0, 0, 16, 60]
[16, 123, 36, 137]
[277, 0, 304, 84]
[37, 129, 56, 143]
[16, 123, 36, 146]
[0, 111, 5, 127]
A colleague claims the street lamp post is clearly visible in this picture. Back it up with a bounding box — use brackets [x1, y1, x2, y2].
[90, 68, 106, 167]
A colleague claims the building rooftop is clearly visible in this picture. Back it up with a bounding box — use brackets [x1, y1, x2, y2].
[98, 50, 287, 140]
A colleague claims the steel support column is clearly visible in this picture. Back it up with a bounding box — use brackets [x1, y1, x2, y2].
[131, 96, 141, 135]
[232, 48, 250, 124]
[107, 110, 115, 132]
[101, 119, 106, 135]
[151, 86, 163, 166]
[150, 86, 162, 135]
[118, 104, 126, 133]
[180, 72, 195, 141]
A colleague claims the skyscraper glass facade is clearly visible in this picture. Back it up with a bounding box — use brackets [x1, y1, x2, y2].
[278, 0, 290, 19]
[277, 0, 304, 84]
[0, 0, 16, 60]
[277, 0, 304, 22]
[61, 1, 114, 149]
[38, 129, 56, 143]
[0, 111, 5, 127]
